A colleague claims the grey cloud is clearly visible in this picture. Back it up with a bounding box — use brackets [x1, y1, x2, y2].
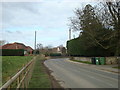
[2, 2, 42, 28]
[6, 30, 12, 33]
[16, 31, 22, 34]
[3, 2, 41, 15]
[17, 2, 41, 15]
[2, 1, 85, 30]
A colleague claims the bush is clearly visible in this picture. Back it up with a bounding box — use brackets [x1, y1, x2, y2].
[50, 53, 62, 56]
[1, 49, 24, 56]
[67, 38, 86, 56]
[67, 38, 117, 57]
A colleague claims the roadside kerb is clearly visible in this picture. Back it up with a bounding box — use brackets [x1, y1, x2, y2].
[66, 59, 119, 74]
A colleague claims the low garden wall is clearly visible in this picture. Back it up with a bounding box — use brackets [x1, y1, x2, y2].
[72, 57, 119, 65]
[73, 57, 91, 62]
[105, 57, 119, 64]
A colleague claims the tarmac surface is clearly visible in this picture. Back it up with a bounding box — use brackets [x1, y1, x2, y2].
[44, 58, 119, 88]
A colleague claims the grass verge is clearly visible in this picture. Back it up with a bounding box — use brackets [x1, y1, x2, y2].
[2, 56, 33, 84]
[112, 66, 120, 69]
[28, 55, 51, 88]
[71, 59, 92, 64]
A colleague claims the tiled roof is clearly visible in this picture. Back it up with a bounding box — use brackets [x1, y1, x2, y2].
[0, 42, 33, 51]
[26, 46, 33, 51]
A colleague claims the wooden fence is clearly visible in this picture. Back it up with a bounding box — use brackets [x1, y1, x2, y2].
[0, 56, 36, 89]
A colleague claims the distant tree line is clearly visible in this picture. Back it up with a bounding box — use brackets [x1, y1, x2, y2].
[67, 1, 120, 56]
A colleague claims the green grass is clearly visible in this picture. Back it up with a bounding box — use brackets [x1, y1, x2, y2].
[28, 56, 51, 88]
[2, 56, 33, 84]
[0, 56, 2, 87]
[71, 59, 92, 64]
[112, 66, 120, 69]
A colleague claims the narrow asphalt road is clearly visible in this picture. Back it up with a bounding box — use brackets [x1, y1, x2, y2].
[44, 58, 118, 88]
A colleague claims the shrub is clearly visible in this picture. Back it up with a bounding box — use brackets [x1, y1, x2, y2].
[1, 49, 24, 56]
[66, 38, 117, 57]
[50, 53, 62, 56]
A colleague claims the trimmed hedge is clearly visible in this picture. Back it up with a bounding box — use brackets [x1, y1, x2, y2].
[1, 49, 24, 56]
[44, 53, 62, 56]
[67, 38, 86, 56]
[67, 38, 117, 57]
[50, 53, 62, 56]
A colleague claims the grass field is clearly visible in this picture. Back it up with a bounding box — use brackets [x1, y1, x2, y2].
[0, 56, 2, 87]
[28, 55, 51, 88]
[2, 56, 33, 84]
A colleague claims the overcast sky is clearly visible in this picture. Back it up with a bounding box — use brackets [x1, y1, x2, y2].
[0, 0, 97, 49]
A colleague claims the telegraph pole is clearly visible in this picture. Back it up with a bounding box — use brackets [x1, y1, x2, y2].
[73, 34, 75, 39]
[69, 29, 71, 40]
[34, 31, 36, 54]
[68, 29, 71, 57]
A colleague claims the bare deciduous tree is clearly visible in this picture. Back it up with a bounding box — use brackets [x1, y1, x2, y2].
[0, 40, 7, 46]
[68, 1, 120, 56]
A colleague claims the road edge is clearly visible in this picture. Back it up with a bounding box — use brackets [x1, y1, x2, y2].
[42, 59, 66, 89]
[66, 59, 119, 74]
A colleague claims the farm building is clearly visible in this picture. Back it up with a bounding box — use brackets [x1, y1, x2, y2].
[0, 42, 33, 55]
